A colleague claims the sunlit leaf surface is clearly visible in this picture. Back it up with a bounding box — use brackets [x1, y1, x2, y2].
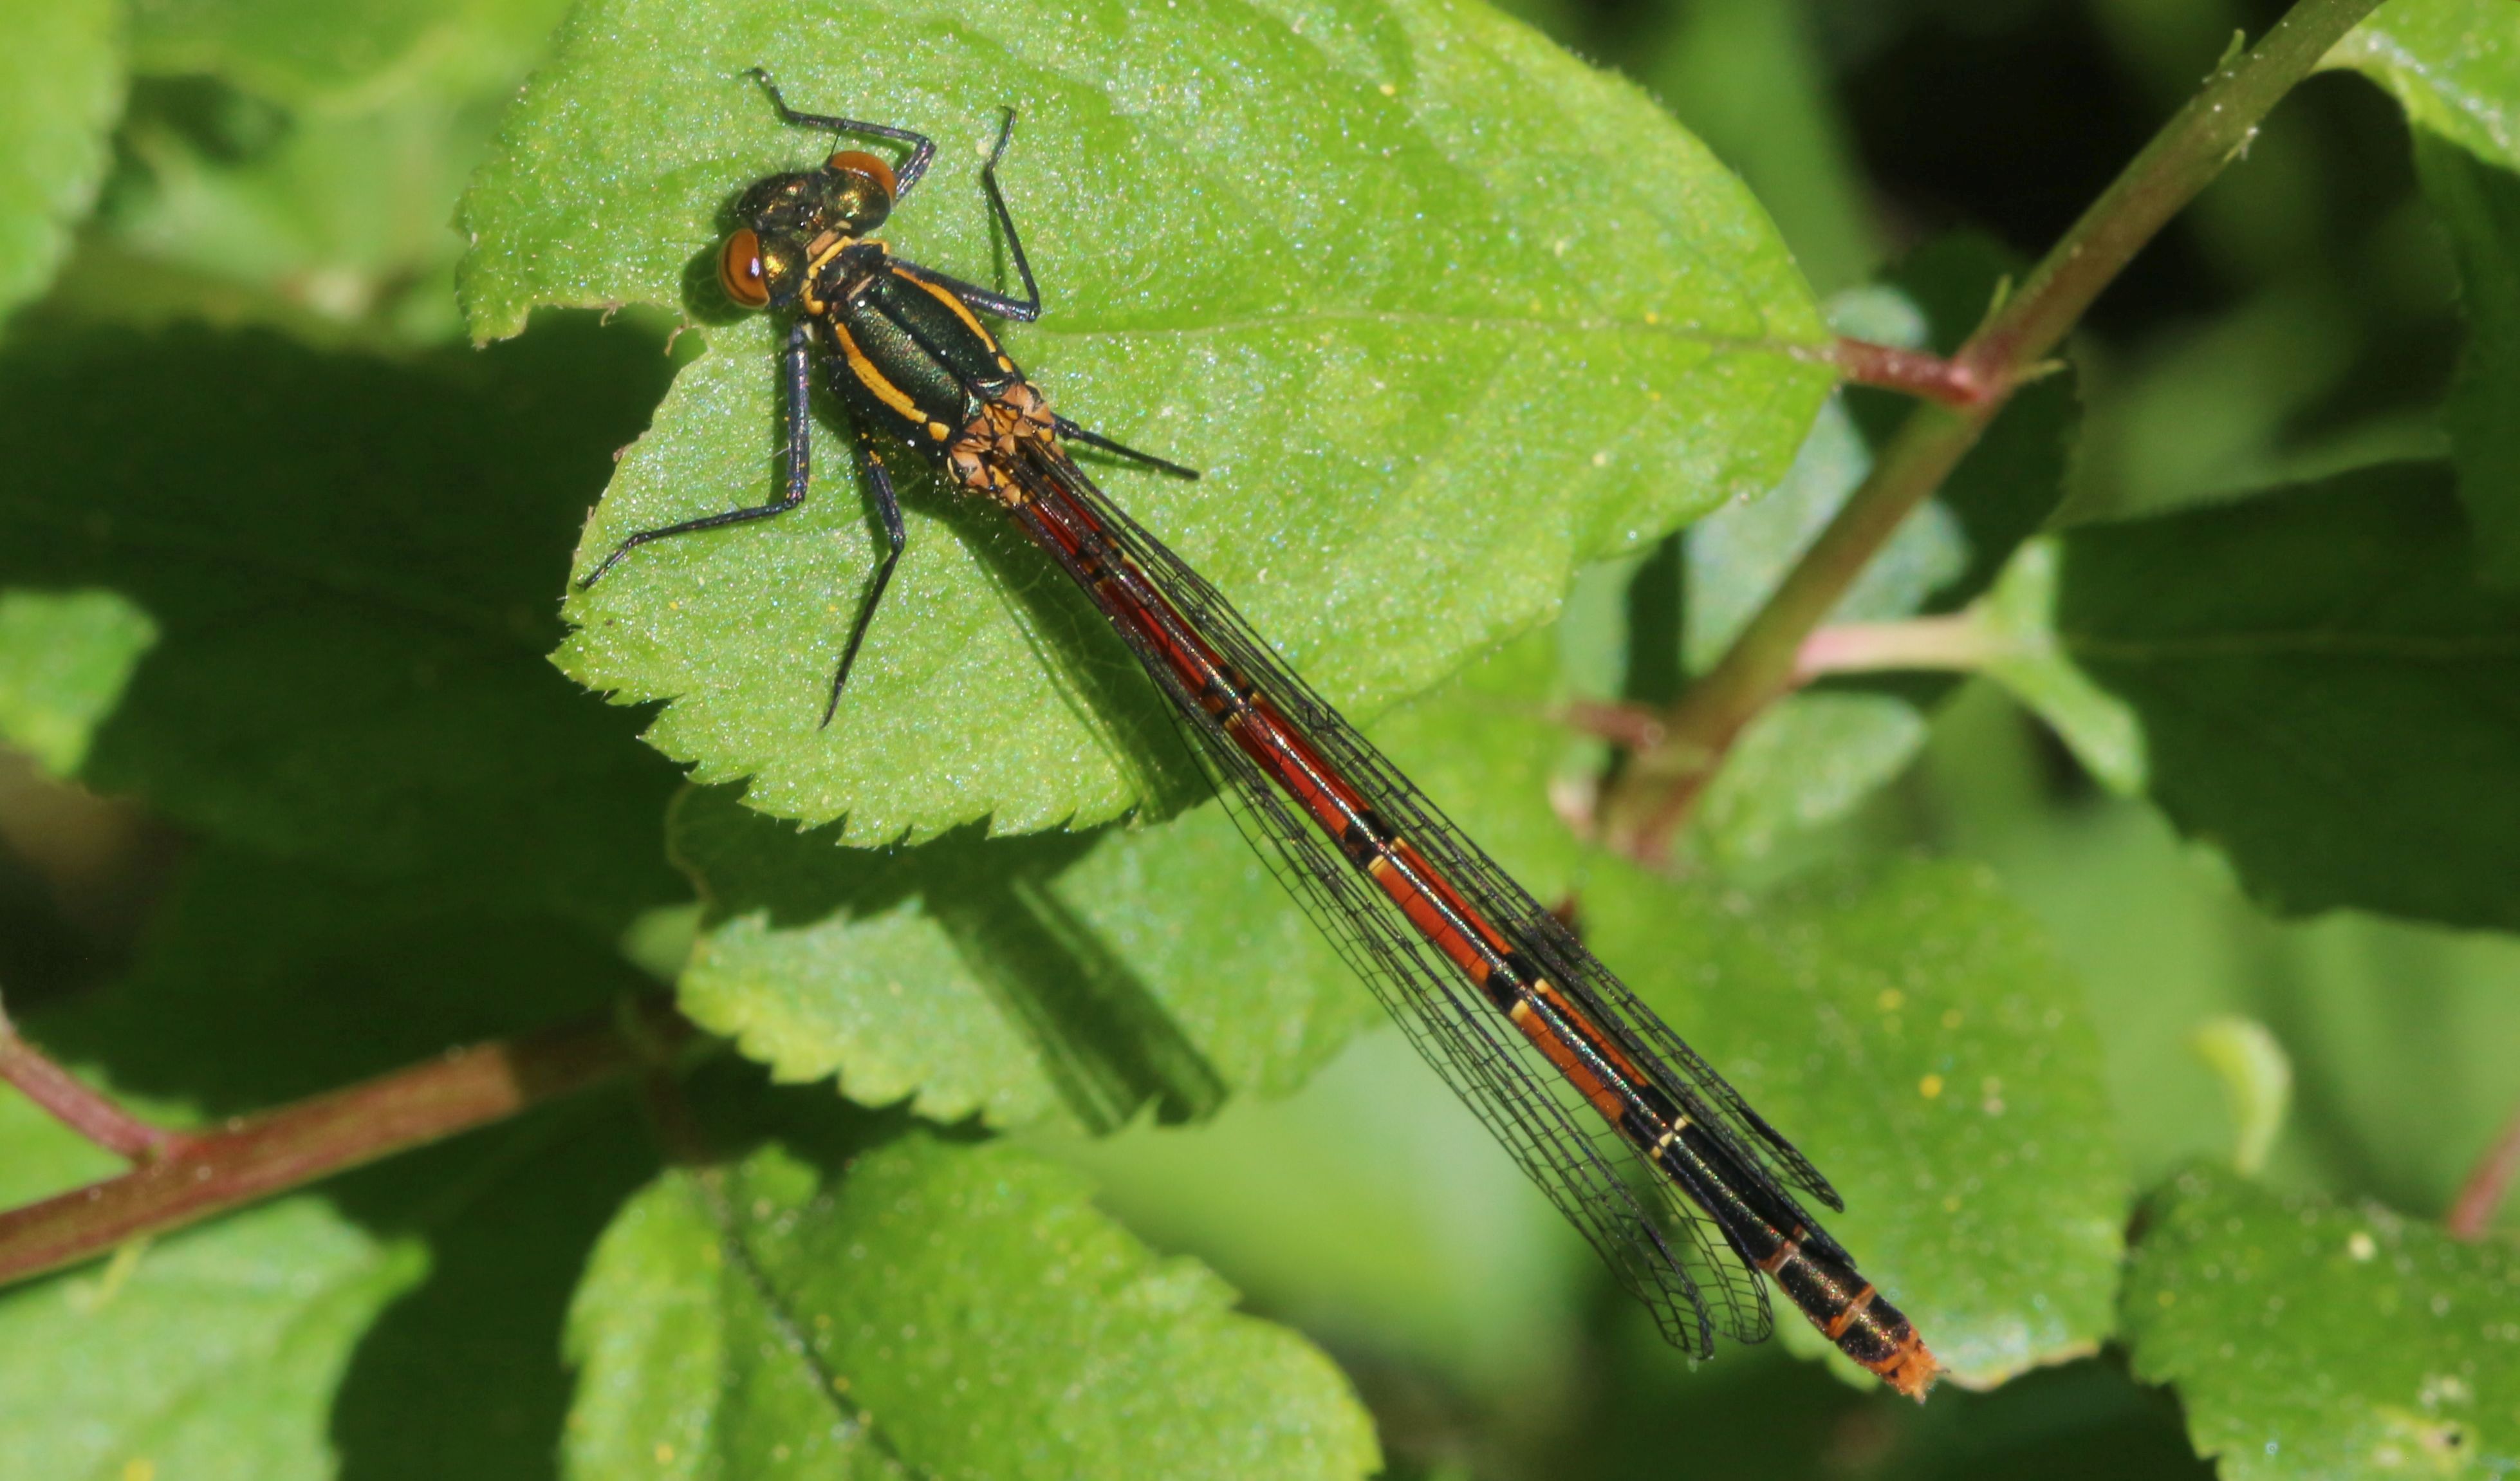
[2125, 1165, 2520, 1481]
[564, 1132, 1378, 1480]
[461, 0, 1833, 838]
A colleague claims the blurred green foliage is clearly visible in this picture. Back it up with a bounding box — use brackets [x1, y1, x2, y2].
[1, 0, 2515, 1478]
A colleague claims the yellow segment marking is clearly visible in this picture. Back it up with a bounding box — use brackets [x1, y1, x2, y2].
[1826, 1283, 1878, 1339]
[1757, 1224, 1806, 1275]
[1649, 1116, 1692, 1156]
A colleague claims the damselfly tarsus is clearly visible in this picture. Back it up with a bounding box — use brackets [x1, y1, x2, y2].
[581, 71, 1940, 1399]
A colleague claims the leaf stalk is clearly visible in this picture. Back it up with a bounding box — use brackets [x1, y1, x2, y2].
[0, 1002, 190, 1164]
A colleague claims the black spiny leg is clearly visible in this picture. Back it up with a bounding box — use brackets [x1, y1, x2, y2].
[579, 319, 818, 589]
[825, 424, 907, 726]
[1053, 415, 1201, 480]
[745, 68, 938, 197]
[910, 110, 1044, 324]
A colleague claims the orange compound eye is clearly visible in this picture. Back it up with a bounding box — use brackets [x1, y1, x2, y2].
[828, 149, 896, 200]
[718, 228, 770, 308]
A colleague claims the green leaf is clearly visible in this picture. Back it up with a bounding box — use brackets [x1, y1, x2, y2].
[1039, 1025, 1591, 1393]
[35, 842, 662, 1112]
[672, 629, 1568, 1131]
[461, 0, 1833, 837]
[132, 0, 445, 100]
[0, 1086, 664, 1481]
[674, 792, 1370, 1133]
[2124, 1165, 2520, 1480]
[0, 0, 121, 319]
[0, 317, 687, 931]
[0, 1074, 125, 1211]
[1977, 539, 2146, 794]
[1586, 855, 2126, 1387]
[129, 0, 566, 104]
[1642, 0, 1877, 292]
[2055, 461, 2520, 931]
[1932, 685, 2520, 1216]
[0, 588, 157, 778]
[2413, 133, 2520, 588]
[564, 1132, 1378, 1480]
[323, 1101, 668, 1481]
[0, 1197, 430, 1481]
[1, 845, 660, 1475]
[1694, 691, 1929, 871]
[2338, 0, 2520, 174]
[84, 0, 570, 342]
[2261, 916, 2520, 1224]
[95, 81, 507, 342]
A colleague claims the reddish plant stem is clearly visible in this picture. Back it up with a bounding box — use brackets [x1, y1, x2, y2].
[1599, 0, 2386, 859]
[1793, 613, 2006, 683]
[2447, 1093, 2520, 1242]
[0, 996, 691, 1289]
[1563, 617, 1999, 750]
[0, 1010, 190, 1162]
[1829, 338, 1994, 408]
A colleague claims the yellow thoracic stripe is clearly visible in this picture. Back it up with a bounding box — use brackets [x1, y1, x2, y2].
[901, 269, 1001, 354]
[829, 319, 925, 426]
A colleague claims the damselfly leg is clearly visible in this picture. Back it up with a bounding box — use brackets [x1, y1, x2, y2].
[575, 319, 819, 590]
[745, 67, 939, 200]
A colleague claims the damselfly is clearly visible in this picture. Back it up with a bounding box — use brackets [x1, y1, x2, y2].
[582, 73, 1940, 1399]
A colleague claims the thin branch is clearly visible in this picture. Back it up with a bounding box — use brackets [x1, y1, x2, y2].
[1598, 0, 2387, 859]
[0, 996, 692, 1289]
[0, 1005, 189, 1163]
[2446, 1092, 2520, 1242]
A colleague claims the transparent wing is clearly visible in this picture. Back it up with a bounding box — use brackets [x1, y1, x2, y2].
[1010, 448, 1853, 1348]
[1044, 451, 1842, 1220]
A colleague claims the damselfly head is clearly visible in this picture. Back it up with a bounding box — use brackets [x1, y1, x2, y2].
[719, 156, 897, 311]
[739, 160, 893, 235]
